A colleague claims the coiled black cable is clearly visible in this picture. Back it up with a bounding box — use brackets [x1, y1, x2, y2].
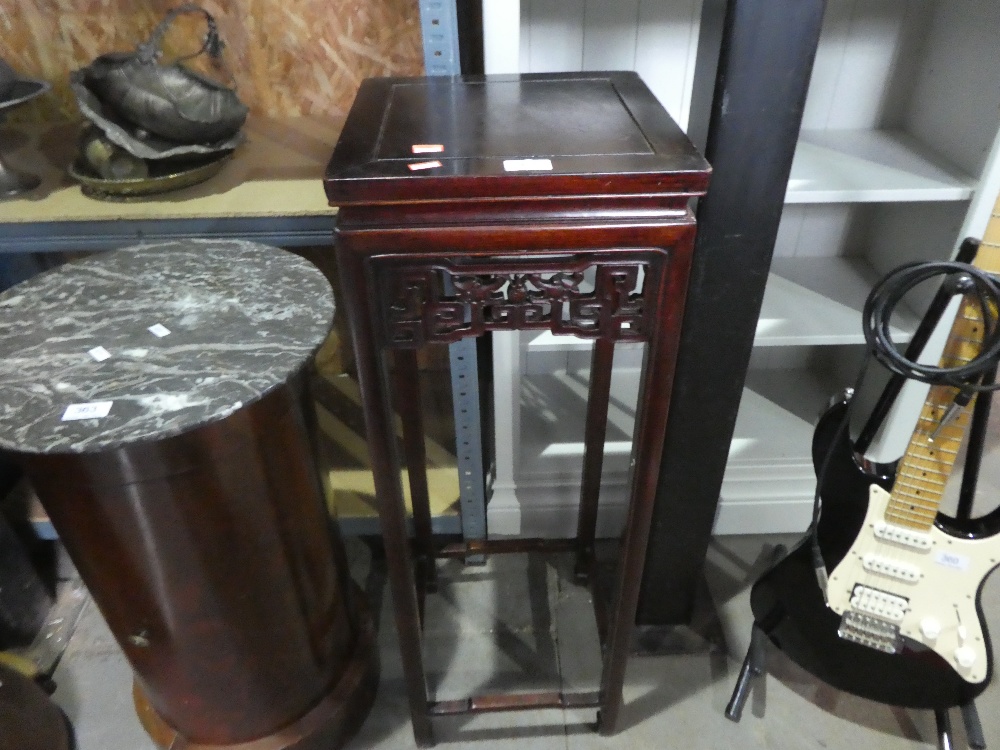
[863, 260, 1000, 392]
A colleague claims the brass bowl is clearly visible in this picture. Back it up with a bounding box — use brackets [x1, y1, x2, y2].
[69, 150, 232, 201]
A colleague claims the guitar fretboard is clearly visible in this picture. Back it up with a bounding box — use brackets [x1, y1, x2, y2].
[884, 305, 982, 530]
[884, 191, 1000, 530]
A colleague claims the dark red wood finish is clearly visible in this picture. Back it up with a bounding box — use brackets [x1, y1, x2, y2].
[576, 337, 616, 579]
[325, 73, 709, 207]
[21, 376, 379, 750]
[393, 349, 438, 595]
[325, 72, 709, 745]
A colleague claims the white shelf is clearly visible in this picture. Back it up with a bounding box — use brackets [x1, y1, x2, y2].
[785, 129, 976, 204]
[525, 331, 650, 353]
[525, 331, 592, 352]
[517, 369, 640, 481]
[715, 367, 843, 533]
[756, 256, 919, 346]
[526, 256, 920, 352]
[726, 371, 827, 474]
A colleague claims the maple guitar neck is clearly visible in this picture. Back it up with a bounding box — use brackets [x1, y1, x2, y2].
[885, 302, 981, 530]
[885, 196, 1000, 531]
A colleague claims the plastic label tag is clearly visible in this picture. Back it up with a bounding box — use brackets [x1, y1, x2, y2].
[934, 550, 970, 571]
[62, 401, 113, 421]
[503, 158, 553, 172]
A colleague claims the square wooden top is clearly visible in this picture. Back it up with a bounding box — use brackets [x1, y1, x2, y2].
[324, 72, 710, 206]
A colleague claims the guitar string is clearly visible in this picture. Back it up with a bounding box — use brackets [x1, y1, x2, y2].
[873, 386, 963, 631]
[867, 319, 978, 636]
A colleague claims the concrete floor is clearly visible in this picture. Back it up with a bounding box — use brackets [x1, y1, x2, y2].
[50, 533, 1000, 750]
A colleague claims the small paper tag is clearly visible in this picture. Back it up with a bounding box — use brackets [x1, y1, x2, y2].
[62, 401, 113, 421]
[88, 346, 111, 362]
[411, 144, 444, 154]
[503, 158, 553, 172]
[147, 324, 171, 338]
[408, 160, 443, 171]
[934, 550, 970, 571]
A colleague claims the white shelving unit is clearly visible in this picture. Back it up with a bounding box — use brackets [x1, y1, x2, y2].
[484, 0, 1000, 537]
[724, 0, 1000, 532]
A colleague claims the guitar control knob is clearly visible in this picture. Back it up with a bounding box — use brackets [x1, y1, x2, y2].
[919, 617, 942, 640]
[954, 645, 977, 669]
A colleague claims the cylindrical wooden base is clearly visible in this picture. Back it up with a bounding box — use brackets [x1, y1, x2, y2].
[22, 378, 377, 748]
[133, 588, 379, 750]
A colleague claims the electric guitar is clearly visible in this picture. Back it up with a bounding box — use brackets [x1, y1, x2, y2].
[749, 258, 1000, 709]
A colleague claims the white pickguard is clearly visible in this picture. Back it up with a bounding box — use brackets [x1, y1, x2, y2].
[827, 484, 1000, 684]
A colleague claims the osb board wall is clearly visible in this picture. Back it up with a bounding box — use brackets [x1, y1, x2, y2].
[0, 0, 424, 124]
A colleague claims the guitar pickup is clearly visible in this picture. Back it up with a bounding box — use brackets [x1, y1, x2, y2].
[850, 584, 908, 622]
[838, 611, 903, 654]
[862, 553, 922, 583]
[873, 521, 932, 551]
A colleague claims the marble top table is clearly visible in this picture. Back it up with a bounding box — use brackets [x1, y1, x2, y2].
[0, 239, 334, 454]
[0, 238, 378, 750]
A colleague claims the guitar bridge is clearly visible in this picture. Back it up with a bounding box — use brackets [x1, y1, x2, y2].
[838, 611, 904, 654]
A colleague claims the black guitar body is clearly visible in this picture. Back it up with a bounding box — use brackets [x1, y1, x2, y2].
[748, 398, 993, 709]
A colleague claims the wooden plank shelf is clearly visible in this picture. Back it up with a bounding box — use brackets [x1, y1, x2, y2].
[0, 116, 343, 254]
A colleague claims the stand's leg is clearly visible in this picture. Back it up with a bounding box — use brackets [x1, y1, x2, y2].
[955, 365, 997, 522]
[936, 709, 954, 750]
[336, 250, 434, 747]
[394, 349, 437, 596]
[597, 259, 690, 735]
[961, 701, 987, 750]
[575, 338, 615, 581]
[725, 624, 766, 722]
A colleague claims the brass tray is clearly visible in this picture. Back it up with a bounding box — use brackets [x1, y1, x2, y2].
[69, 151, 232, 201]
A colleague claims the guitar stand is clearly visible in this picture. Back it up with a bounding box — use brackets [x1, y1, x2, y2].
[726, 626, 986, 750]
[724, 622, 766, 722]
[938, 704, 988, 750]
[725, 246, 997, 749]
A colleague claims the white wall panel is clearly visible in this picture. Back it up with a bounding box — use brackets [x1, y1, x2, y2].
[482, 0, 521, 73]
[906, 0, 1000, 179]
[517, 0, 702, 128]
[802, 0, 915, 131]
[523, 0, 586, 72]
[772, 205, 858, 259]
[825, 1, 907, 129]
[581, 0, 641, 70]
[635, 0, 701, 128]
[800, 0, 853, 129]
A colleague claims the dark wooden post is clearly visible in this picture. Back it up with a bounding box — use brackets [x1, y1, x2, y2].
[638, 0, 828, 627]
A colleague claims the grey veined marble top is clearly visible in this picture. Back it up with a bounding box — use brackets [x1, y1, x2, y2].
[0, 239, 335, 454]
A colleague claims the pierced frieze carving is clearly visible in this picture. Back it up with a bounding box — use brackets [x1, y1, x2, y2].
[377, 255, 661, 347]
